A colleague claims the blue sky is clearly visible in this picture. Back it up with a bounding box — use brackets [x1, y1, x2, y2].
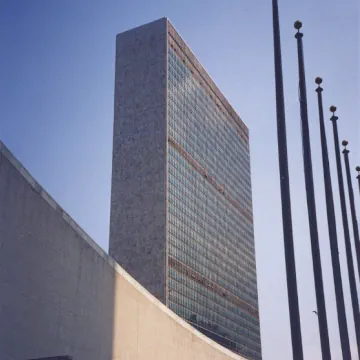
[1, 0, 359, 359]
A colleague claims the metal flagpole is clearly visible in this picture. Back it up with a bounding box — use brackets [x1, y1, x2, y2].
[271, 2, 303, 359]
[293, 22, 331, 360]
[331, 110, 360, 280]
[316, 81, 359, 358]
[342, 141, 360, 280]
[327, 108, 353, 359]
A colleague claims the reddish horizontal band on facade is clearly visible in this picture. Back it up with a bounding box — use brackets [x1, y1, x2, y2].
[169, 256, 259, 318]
[168, 136, 253, 224]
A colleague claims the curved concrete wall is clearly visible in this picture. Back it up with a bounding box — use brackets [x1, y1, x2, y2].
[111, 255, 245, 360]
[0, 141, 244, 360]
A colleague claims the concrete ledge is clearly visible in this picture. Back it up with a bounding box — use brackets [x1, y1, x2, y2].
[0, 139, 111, 266]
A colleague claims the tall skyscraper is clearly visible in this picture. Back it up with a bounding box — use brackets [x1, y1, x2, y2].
[110, 18, 261, 360]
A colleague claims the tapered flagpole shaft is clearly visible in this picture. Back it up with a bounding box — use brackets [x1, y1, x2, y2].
[342, 142, 360, 278]
[272, 2, 303, 359]
[356, 167, 360, 196]
[317, 85, 360, 358]
[327, 109, 353, 360]
[293, 24, 331, 360]
[332, 114, 360, 280]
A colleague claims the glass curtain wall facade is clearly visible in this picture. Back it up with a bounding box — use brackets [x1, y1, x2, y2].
[167, 43, 261, 360]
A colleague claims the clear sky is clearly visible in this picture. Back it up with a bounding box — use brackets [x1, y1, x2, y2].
[1, 0, 359, 359]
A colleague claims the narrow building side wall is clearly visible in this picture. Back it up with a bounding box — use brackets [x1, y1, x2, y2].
[109, 18, 168, 303]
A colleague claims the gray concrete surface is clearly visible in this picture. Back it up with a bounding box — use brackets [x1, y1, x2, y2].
[0, 143, 115, 360]
[109, 17, 168, 304]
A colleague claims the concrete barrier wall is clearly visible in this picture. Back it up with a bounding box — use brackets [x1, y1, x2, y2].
[0, 140, 244, 360]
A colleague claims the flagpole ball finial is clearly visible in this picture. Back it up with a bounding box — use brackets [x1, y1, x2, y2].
[294, 20, 303, 30]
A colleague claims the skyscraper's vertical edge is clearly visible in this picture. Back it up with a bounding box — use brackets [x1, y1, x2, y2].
[247, 129, 262, 355]
[110, 18, 168, 303]
[165, 18, 170, 307]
